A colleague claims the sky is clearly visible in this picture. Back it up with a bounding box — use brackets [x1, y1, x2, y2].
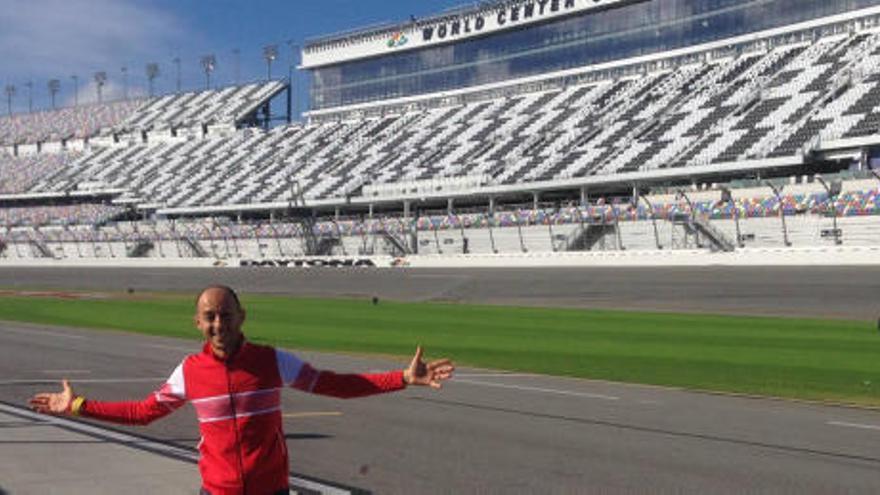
[0, 0, 469, 114]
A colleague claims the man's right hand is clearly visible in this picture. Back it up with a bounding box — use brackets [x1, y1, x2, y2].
[29, 379, 75, 415]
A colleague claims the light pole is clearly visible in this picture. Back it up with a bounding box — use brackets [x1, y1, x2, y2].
[70, 75, 78, 106]
[200, 54, 216, 90]
[721, 187, 743, 248]
[263, 44, 278, 80]
[172, 56, 181, 92]
[815, 175, 843, 245]
[47, 79, 60, 109]
[286, 40, 300, 121]
[121, 66, 129, 99]
[4, 85, 14, 116]
[146, 63, 159, 97]
[94, 72, 107, 103]
[232, 49, 241, 84]
[24, 81, 33, 113]
[285, 40, 297, 83]
[764, 181, 792, 247]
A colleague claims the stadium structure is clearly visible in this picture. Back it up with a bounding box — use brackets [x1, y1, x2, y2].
[2, 0, 880, 267]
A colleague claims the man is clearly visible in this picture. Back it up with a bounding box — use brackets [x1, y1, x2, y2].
[29, 285, 455, 495]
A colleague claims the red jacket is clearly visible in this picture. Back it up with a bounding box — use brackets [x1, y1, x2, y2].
[81, 340, 406, 495]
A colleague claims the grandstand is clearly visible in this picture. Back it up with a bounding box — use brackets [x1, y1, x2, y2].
[2, 0, 880, 264]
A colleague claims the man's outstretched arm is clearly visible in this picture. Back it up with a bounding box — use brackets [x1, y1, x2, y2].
[29, 365, 187, 425]
[278, 346, 455, 399]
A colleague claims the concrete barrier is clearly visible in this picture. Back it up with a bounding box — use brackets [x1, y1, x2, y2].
[402, 246, 880, 267]
[0, 258, 223, 268]
[0, 246, 877, 268]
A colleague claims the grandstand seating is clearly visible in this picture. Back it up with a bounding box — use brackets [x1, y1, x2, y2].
[0, 34, 880, 207]
[0, 100, 143, 146]
[0, 203, 123, 227]
[5, 22, 880, 261]
[3, 178, 876, 260]
[117, 81, 287, 132]
[23, 31, 880, 208]
[0, 80, 285, 148]
[0, 151, 81, 194]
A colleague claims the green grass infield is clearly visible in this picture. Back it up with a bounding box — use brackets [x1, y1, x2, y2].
[0, 291, 877, 406]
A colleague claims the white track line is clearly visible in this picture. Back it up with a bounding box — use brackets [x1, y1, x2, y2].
[283, 411, 343, 419]
[454, 373, 532, 378]
[827, 421, 880, 432]
[0, 326, 87, 340]
[0, 402, 352, 495]
[453, 378, 620, 401]
[0, 378, 167, 385]
[140, 343, 197, 352]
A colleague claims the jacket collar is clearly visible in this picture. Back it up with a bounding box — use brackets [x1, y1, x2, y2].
[202, 336, 248, 363]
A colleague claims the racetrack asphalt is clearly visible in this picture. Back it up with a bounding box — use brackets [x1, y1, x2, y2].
[1, 266, 879, 493]
[0, 265, 877, 320]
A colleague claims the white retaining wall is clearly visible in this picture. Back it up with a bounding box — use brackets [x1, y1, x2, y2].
[0, 245, 877, 268]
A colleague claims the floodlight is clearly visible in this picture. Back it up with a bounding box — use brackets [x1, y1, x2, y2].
[24, 81, 33, 112]
[146, 63, 159, 96]
[94, 72, 107, 103]
[200, 54, 216, 89]
[263, 44, 279, 80]
[47, 79, 60, 109]
[4, 84, 15, 116]
[232, 49, 240, 84]
[70, 75, 79, 106]
[172, 57, 181, 92]
[121, 66, 129, 99]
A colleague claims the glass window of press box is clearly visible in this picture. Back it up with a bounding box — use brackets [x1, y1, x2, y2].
[309, 0, 880, 109]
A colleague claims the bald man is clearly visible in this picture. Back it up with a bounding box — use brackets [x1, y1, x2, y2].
[30, 285, 454, 495]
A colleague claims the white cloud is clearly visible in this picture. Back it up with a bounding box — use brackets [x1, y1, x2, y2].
[0, 0, 198, 108]
[61, 80, 148, 107]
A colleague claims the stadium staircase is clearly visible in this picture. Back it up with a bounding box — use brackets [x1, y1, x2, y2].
[296, 216, 323, 256]
[313, 235, 341, 256]
[127, 240, 155, 258]
[28, 239, 54, 258]
[565, 223, 618, 251]
[182, 236, 208, 258]
[690, 217, 737, 252]
[382, 229, 411, 256]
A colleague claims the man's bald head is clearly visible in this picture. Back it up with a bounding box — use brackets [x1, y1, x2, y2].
[195, 285, 242, 310]
[194, 285, 245, 359]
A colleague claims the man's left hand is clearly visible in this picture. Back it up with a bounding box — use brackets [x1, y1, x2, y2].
[403, 346, 454, 388]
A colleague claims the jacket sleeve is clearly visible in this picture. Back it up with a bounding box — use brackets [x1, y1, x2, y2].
[81, 363, 187, 425]
[276, 349, 406, 399]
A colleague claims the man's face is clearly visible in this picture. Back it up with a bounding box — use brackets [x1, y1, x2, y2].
[194, 288, 245, 359]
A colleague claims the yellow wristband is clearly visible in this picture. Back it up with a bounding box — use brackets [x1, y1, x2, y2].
[70, 396, 85, 416]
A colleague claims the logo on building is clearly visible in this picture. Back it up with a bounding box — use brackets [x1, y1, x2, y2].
[387, 32, 408, 48]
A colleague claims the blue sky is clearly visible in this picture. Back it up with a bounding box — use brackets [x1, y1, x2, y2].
[0, 0, 468, 113]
